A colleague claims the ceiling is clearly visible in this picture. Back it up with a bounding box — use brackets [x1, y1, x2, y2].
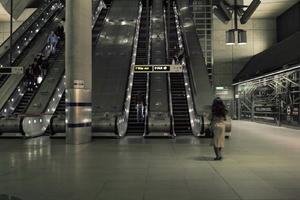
[0, 5, 35, 22]
[0, 4, 9, 21]
[0, 0, 298, 22]
[242, 0, 299, 18]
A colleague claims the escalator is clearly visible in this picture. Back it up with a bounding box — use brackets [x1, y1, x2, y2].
[12, 41, 64, 115]
[0, 1, 109, 137]
[126, 2, 150, 136]
[166, 1, 192, 135]
[0, 1, 63, 88]
[13, 90, 34, 114]
[0, 2, 64, 114]
[54, 92, 65, 116]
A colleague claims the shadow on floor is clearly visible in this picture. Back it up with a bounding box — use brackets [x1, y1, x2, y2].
[190, 156, 215, 161]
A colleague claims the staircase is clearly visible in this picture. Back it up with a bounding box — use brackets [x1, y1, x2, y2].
[126, 3, 150, 136]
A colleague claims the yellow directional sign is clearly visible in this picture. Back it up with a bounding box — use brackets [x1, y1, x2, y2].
[134, 65, 183, 73]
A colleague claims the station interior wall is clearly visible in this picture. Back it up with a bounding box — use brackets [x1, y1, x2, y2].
[277, 2, 300, 42]
[212, 17, 277, 100]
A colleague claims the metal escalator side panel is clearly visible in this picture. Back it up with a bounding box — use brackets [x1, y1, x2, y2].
[118, 2, 144, 136]
[177, 0, 214, 115]
[92, 0, 139, 134]
[147, 0, 171, 136]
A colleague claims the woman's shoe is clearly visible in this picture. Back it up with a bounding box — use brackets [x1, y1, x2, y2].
[214, 157, 222, 161]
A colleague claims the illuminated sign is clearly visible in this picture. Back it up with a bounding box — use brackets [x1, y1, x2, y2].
[216, 86, 225, 90]
[134, 66, 152, 72]
[134, 65, 182, 73]
[0, 67, 23, 74]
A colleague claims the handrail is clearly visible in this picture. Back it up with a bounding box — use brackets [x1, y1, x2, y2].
[174, 5, 198, 99]
[0, 1, 58, 60]
[92, 0, 106, 27]
[163, 7, 175, 137]
[173, 2, 203, 136]
[143, 8, 152, 136]
[117, 2, 142, 137]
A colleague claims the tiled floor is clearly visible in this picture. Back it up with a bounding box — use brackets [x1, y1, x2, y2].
[0, 120, 300, 200]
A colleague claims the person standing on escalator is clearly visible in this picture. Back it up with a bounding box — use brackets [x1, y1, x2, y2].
[210, 97, 227, 161]
[47, 31, 59, 54]
[136, 92, 145, 122]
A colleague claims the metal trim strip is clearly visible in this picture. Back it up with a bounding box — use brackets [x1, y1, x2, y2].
[67, 123, 92, 128]
[66, 103, 92, 107]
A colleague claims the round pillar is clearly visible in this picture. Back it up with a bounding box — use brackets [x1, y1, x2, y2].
[65, 0, 92, 144]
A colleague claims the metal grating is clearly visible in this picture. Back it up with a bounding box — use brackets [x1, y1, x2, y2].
[190, 0, 213, 82]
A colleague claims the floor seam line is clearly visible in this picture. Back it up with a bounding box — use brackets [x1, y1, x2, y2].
[208, 161, 243, 200]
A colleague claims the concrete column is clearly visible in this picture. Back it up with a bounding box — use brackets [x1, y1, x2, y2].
[65, 0, 92, 144]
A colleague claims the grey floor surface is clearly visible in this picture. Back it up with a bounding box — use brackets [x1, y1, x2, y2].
[0, 120, 300, 200]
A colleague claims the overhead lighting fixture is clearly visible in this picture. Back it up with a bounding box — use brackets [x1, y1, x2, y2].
[226, 29, 235, 45]
[226, 29, 247, 45]
[238, 29, 247, 45]
[213, 0, 260, 45]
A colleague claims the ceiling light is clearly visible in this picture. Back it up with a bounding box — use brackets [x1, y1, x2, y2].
[226, 29, 235, 45]
[238, 29, 247, 45]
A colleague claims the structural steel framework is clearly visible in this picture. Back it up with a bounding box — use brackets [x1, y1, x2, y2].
[235, 69, 300, 127]
[191, 0, 213, 82]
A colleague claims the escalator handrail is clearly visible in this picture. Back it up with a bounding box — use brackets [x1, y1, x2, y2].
[92, 0, 107, 27]
[143, 7, 152, 136]
[164, 6, 176, 136]
[117, 2, 143, 137]
[173, 1, 203, 136]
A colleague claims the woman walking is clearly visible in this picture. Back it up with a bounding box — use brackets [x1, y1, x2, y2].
[211, 97, 227, 161]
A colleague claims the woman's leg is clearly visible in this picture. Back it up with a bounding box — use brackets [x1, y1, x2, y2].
[214, 146, 219, 159]
[219, 148, 222, 159]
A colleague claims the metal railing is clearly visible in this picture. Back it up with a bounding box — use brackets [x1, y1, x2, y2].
[117, 2, 142, 137]
[92, 0, 106, 27]
[143, 8, 152, 136]
[173, 2, 203, 136]
[164, 8, 175, 137]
